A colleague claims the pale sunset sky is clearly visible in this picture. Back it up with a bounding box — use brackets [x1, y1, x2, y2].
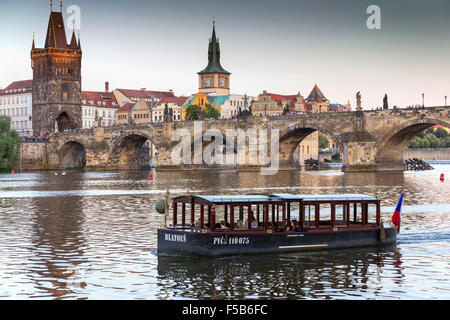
[0, 0, 449, 108]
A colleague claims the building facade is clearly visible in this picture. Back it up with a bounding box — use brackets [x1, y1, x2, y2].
[306, 84, 330, 113]
[0, 80, 33, 137]
[152, 96, 188, 123]
[115, 99, 152, 125]
[31, 7, 82, 136]
[198, 22, 231, 96]
[252, 91, 306, 116]
[81, 82, 119, 129]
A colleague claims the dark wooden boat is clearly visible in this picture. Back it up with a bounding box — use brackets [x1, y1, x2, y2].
[157, 193, 397, 256]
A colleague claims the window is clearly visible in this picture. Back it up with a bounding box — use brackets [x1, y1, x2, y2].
[204, 79, 211, 88]
[220, 79, 225, 88]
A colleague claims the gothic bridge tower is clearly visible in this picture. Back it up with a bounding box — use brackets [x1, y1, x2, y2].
[31, 1, 82, 136]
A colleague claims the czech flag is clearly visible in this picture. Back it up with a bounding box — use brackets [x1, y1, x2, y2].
[392, 191, 405, 233]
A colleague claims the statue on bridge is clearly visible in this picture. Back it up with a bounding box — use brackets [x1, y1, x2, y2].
[356, 92, 362, 111]
[238, 94, 253, 117]
[383, 94, 389, 110]
[164, 103, 174, 122]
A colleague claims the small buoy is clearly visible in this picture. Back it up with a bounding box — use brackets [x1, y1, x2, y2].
[54, 172, 58, 176]
[11, 170, 15, 175]
[62, 172, 66, 176]
[440, 173, 445, 181]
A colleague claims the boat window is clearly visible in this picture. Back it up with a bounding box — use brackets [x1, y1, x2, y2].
[288, 202, 300, 223]
[351, 202, 362, 225]
[367, 203, 378, 225]
[302, 204, 318, 228]
[334, 204, 348, 226]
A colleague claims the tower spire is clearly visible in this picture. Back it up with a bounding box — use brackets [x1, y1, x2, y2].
[77, 30, 81, 49]
[50, 0, 53, 12]
[60, 0, 63, 12]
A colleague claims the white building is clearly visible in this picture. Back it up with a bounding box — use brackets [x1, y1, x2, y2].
[81, 82, 119, 129]
[152, 96, 188, 123]
[0, 80, 33, 137]
[219, 94, 256, 119]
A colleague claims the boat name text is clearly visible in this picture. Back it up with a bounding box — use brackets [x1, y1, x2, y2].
[213, 237, 250, 245]
[165, 233, 187, 243]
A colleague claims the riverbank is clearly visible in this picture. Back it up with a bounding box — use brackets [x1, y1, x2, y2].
[404, 148, 450, 161]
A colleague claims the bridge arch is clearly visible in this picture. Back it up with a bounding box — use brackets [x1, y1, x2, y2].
[109, 131, 154, 170]
[55, 110, 78, 132]
[278, 124, 343, 168]
[377, 118, 450, 169]
[58, 140, 86, 169]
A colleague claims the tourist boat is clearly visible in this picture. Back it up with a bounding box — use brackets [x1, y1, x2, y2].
[157, 193, 397, 256]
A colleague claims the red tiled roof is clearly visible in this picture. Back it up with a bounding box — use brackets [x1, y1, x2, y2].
[0, 80, 33, 96]
[117, 102, 135, 112]
[117, 89, 175, 99]
[157, 96, 189, 107]
[5, 80, 33, 91]
[268, 94, 298, 107]
[82, 91, 118, 108]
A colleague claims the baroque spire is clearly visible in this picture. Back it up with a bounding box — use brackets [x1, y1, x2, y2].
[198, 20, 230, 75]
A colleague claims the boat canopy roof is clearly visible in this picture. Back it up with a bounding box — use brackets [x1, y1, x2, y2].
[172, 193, 379, 205]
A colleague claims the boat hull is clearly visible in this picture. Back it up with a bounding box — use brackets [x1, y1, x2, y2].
[157, 226, 397, 257]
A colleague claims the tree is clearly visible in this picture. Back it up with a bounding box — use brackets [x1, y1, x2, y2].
[185, 104, 202, 120]
[408, 127, 450, 149]
[185, 104, 220, 120]
[204, 103, 220, 120]
[318, 134, 330, 150]
[434, 127, 448, 139]
[0, 116, 20, 172]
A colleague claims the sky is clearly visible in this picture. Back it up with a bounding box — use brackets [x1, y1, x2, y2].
[0, 0, 449, 109]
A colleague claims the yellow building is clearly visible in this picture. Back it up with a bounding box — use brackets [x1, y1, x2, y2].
[181, 92, 222, 120]
[115, 98, 152, 125]
[295, 131, 320, 165]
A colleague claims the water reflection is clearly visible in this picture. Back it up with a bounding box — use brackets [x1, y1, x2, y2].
[29, 172, 88, 299]
[156, 245, 401, 299]
[0, 165, 448, 299]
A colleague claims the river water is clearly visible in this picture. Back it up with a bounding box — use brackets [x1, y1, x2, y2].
[0, 165, 449, 300]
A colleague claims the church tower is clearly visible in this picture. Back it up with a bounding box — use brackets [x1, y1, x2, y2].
[31, 1, 82, 136]
[198, 21, 231, 96]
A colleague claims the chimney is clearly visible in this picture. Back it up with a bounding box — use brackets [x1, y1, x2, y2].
[105, 81, 109, 92]
[169, 89, 174, 96]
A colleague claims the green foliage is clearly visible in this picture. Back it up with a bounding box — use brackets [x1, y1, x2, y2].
[408, 127, 450, 149]
[204, 103, 220, 120]
[185, 104, 220, 120]
[318, 134, 330, 150]
[0, 116, 21, 172]
[185, 104, 202, 120]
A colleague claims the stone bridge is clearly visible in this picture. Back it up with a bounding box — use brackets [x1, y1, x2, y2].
[21, 107, 449, 172]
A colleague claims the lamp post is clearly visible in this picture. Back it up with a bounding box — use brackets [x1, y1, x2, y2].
[422, 93, 425, 108]
[445, 95, 447, 107]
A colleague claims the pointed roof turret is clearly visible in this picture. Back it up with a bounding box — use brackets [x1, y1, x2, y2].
[198, 20, 230, 75]
[306, 84, 329, 102]
[77, 31, 81, 49]
[69, 29, 77, 48]
[44, 11, 68, 49]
